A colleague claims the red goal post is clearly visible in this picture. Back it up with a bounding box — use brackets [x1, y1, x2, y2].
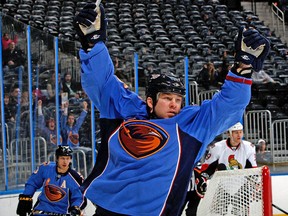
[197, 166, 272, 216]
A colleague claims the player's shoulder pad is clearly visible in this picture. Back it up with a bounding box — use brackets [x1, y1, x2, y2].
[242, 140, 254, 148]
[210, 140, 225, 149]
[33, 161, 53, 174]
[209, 143, 216, 149]
[41, 161, 51, 166]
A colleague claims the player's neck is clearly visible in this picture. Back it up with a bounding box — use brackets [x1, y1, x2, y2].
[57, 166, 69, 174]
[228, 138, 240, 148]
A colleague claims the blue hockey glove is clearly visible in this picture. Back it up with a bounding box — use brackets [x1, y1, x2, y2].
[74, 3, 107, 51]
[234, 27, 270, 72]
[16, 194, 33, 216]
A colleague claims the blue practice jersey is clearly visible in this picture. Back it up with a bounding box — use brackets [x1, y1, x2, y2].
[61, 110, 87, 148]
[38, 114, 61, 153]
[23, 162, 86, 214]
[79, 42, 252, 216]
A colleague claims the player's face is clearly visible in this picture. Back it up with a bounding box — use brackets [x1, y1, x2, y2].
[230, 130, 244, 146]
[151, 93, 182, 119]
[259, 143, 266, 152]
[4, 96, 9, 104]
[57, 156, 71, 173]
[68, 115, 75, 126]
[48, 120, 55, 130]
[4, 33, 9, 40]
[65, 74, 72, 82]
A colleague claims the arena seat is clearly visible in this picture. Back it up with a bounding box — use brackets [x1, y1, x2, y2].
[22, 0, 33, 4]
[4, 3, 18, 15]
[35, 0, 47, 5]
[190, 55, 205, 64]
[49, 0, 61, 6]
[30, 14, 44, 26]
[139, 35, 154, 43]
[215, 10, 228, 17]
[44, 21, 58, 29]
[282, 103, 288, 115]
[2, 0, 288, 118]
[215, 4, 228, 11]
[273, 112, 288, 120]
[206, 55, 221, 63]
[47, 5, 60, 11]
[149, 42, 163, 50]
[63, 1, 75, 7]
[186, 48, 199, 56]
[18, 3, 31, 11]
[246, 102, 265, 111]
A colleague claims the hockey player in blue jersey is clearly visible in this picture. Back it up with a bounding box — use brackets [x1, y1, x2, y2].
[73, 3, 270, 216]
[16, 146, 86, 216]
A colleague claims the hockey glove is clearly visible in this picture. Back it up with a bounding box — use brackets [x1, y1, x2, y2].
[217, 163, 227, 171]
[74, 3, 107, 51]
[16, 194, 33, 216]
[70, 206, 81, 216]
[234, 27, 270, 73]
[195, 174, 207, 198]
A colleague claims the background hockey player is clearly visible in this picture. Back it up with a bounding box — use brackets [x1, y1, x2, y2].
[199, 122, 257, 175]
[16, 146, 86, 216]
[196, 122, 257, 215]
[73, 3, 269, 216]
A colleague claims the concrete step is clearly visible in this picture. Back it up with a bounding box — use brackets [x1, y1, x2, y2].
[241, 1, 288, 44]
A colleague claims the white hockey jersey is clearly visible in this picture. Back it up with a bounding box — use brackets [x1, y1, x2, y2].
[202, 139, 257, 173]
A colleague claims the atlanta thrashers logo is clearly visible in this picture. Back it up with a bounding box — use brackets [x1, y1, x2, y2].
[44, 178, 66, 202]
[68, 131, 79, 145]
[119, 121, 169, 159]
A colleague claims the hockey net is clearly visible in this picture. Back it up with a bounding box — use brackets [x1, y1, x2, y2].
[197, 166, 272, 216]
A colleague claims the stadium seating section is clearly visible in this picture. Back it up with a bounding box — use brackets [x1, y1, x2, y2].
[2, 0, 288, 126]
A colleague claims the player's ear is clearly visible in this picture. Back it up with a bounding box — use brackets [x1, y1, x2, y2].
[146, 97, 153, 113]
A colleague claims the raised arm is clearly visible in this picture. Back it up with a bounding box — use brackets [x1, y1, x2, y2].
[74, 4, 147, 120]
[178, 27, 270, 161]
[37, 100, 45, 130]
[73, 101, 88, 131]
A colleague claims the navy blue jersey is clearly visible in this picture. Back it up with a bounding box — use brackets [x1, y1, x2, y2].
[79, 42, 251, 216]
[23, 162, 86, 214]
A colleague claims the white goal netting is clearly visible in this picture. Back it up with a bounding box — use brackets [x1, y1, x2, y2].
[197, 166, 272, 216]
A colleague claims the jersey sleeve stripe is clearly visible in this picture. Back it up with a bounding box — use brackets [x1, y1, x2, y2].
[226, 75, 253, 85]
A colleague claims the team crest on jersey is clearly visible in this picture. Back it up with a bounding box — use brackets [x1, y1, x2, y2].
[228, 155, 243, 170]
[50, 134, 62, 145]
[44, 178, 66, 202]
[68, 131, 79, 145]
[119, 121, 169, 159]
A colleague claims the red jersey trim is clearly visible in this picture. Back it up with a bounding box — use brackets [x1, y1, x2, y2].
[226, 75, 252, 85]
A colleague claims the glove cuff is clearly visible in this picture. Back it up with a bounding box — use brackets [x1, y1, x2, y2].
[234, 51, 254, 65]
[200, 172, 209, 179]
[231, 63, 252, 78]
[77, 29, 106, 52]
[19, 194, 33, 201]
